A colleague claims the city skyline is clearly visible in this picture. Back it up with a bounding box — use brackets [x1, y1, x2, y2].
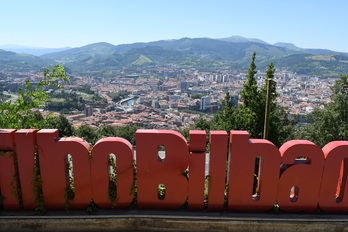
[1, 0, 348, 52]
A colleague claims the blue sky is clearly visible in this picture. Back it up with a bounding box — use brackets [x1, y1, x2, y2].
[1, 0, 347, 52]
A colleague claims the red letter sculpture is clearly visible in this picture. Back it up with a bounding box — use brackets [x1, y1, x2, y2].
[0, 129, 19, 209]
[15, 129, 37, 210]
[277, 140, 324, 212]
[188, 130, 206, 210]
[91, 137, 134, 209]
[228, 131, 280, 212]
[136, 130, 189, 209]
[319, 141, 348, 213]
[208, 131, 228, 211]
[37, 129, 92, 210]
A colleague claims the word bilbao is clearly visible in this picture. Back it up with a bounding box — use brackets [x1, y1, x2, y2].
[0, 129, 348, 213]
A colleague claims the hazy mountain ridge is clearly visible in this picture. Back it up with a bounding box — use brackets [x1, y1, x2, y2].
[1, 36, 348, 77]
[273, 42, 303, 51]
[219, 36, 269, 45]
[0, 45, 71, 56]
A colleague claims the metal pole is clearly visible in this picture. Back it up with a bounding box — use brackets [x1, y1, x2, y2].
[263, 78, 272, 140]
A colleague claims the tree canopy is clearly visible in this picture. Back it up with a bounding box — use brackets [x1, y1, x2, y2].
[0, 64, 70, 129]
[208, 53, 294, 147]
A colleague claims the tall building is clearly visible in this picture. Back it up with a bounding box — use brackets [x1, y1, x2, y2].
[85, 105, 93, 116]
[200, 96, 210, 111]
[180, 81, 189, 93]
[152, 99, 160, 109]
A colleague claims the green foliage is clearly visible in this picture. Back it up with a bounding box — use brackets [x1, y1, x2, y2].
[47, 85, 107, 113]
[212, 91, 235, 131]
[236, 52, 266, 139]
[158, 184, 166, 200]
[47, 91, 86, 112]
[86, 200, 98, 214]
[108, 90, 129, 102]
[132, 54, 153, 65]
[97, 124, 118, 137]
[179, 128, 190, 140]
[0, 64, 70, 129]
[211, 53, 293, 147]
[74, 124, 138, 145]
[272, 54, 348, 78]
[74, 124, 99, 145]
[191, 93, 203, 99]
[111, 125, 138, 145]
[240, 52, 258, 109]
[42, 64, 70, 88]
[192, 117, 211, 132]
[260, 63, 280, 142]
[91, 94, 107, 104]
[44, 114, 74, 137]
[73, 84, 95, 94]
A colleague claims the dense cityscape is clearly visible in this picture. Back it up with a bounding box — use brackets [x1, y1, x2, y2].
[0, 64, 337, 131]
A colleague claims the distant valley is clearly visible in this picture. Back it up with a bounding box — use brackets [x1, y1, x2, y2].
[1, 36, 348, 77]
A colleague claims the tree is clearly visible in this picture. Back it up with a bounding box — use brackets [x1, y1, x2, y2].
[97, 124, 118, 138]
[212, 53, 262, 137]
[261, 62, 279, 142]
[331, 74, 348, 125]
[235, 52, 263, 138]
[114, 125, 138, 145]
[273, 107, 295, 146]
[193, 117, 211, 132]
[258, 62, 294, 146]
[212, 91, 235, 131]
[45, 114, 74, 137]
[0, 65, 70, 129]
[212, 54, 292, 147]
[240, 52, 259, 109]
[74, 124, 98, 144]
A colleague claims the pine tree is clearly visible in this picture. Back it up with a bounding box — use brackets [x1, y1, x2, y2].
[262, 62, 281, 145]
[240, 52, 258, 109]
[212, 53, 292, 146]
[212, 91, 235, 131]
[74, 124, 98, 144]
[45, 114, 74, 137]
[331, 74, 348, 125]
[237, 52, 262, 138]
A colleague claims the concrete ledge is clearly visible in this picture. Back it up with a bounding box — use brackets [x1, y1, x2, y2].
[1, 211, 348, 231]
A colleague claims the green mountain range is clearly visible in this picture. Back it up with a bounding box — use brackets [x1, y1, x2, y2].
[1, 37, 348, 77]
[0, 49, 55, 72]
